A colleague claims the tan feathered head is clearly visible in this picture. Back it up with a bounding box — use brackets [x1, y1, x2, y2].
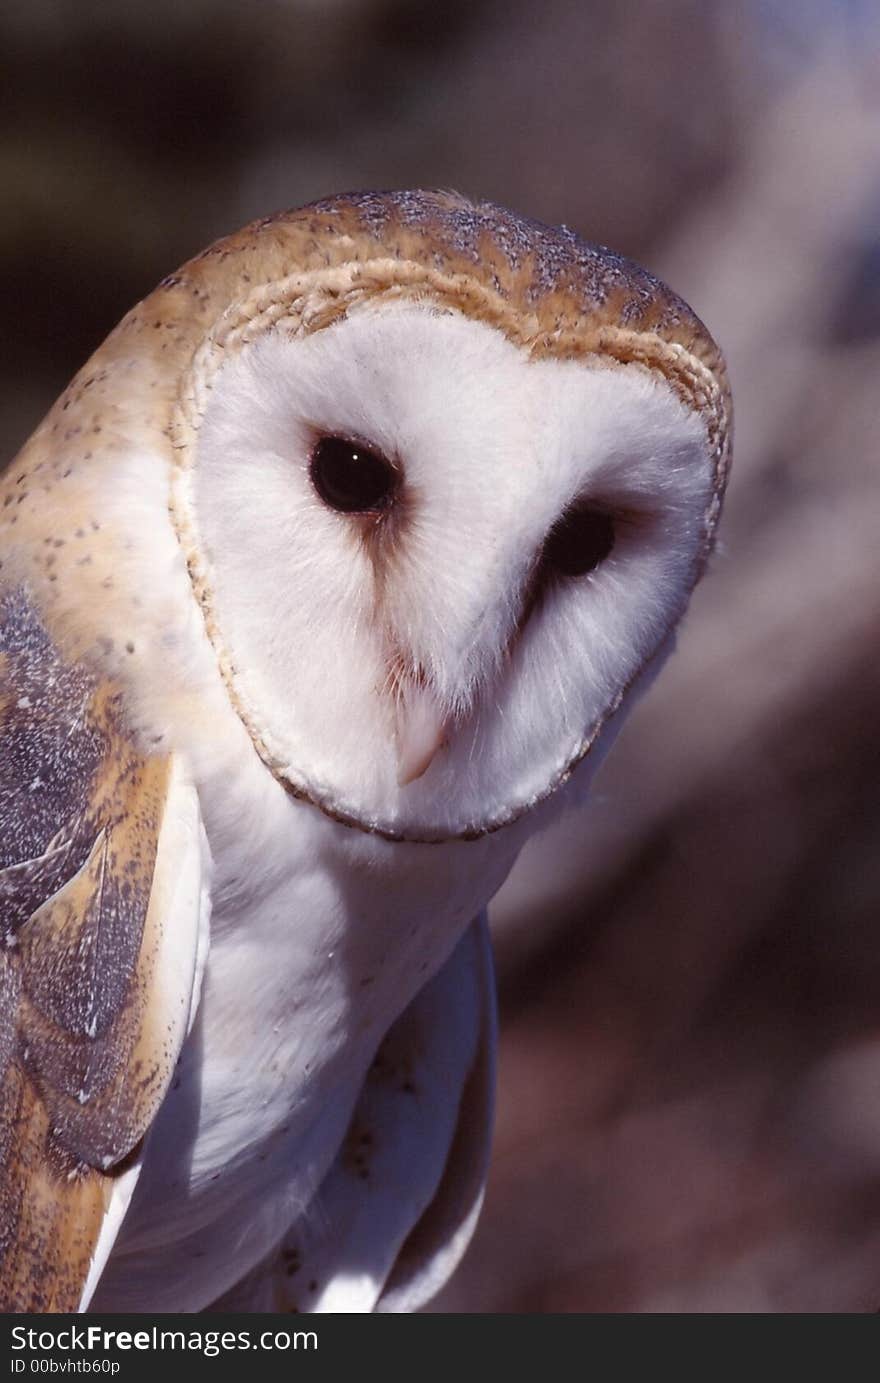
[4, 189, 730, 844]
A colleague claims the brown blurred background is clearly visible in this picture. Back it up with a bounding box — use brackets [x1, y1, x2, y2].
[4, 0, 880, 1313]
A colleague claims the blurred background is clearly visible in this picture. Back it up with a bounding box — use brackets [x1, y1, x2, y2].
[4, 0, 879, 1313]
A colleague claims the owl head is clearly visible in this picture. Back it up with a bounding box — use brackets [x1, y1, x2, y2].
[16, 191, 732, 846]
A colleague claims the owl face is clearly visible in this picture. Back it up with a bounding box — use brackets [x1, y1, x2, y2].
[187, 296, 714, 840]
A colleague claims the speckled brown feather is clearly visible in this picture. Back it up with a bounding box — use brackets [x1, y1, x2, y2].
[0, 591, 183, 1311]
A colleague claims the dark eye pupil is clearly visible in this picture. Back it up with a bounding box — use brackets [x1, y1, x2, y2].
[543, 504, 615, 578]
[310, 435, 397, 514]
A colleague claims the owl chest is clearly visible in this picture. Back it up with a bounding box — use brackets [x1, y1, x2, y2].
[98, 797, 505, 1310]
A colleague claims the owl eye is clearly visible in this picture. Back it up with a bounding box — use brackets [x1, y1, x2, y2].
[542, 502, 615, 579]
[309, 435, 398, 514]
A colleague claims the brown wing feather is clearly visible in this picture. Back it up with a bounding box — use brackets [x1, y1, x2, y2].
[0, 587, 198, 1311]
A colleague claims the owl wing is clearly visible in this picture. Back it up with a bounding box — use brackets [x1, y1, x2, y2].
[213, 913, 496, 1314]
[374, 914, 497, 1314]
[0, 588, 208, 1312]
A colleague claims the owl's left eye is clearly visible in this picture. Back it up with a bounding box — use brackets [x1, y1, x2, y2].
[310, 435, 398, 514]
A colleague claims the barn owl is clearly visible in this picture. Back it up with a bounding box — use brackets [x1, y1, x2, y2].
[0, 190, 731, 1313]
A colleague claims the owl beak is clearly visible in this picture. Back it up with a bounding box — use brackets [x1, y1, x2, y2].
[396, 683, 448, 787]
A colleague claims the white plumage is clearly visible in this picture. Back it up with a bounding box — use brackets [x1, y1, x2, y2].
[189, 300, 712, 834]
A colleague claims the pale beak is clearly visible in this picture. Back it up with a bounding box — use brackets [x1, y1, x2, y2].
[396, 682, 448, 786]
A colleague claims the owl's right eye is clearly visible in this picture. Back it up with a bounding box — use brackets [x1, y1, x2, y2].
[309, 435, 398, 514]
[542, 502, 615, 578]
